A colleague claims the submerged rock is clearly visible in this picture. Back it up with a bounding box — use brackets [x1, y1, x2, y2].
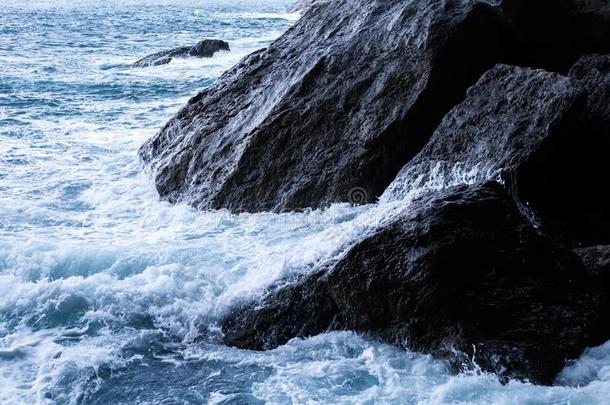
[131, 39, 230, 68]
[222, 183, 608, 384]
[221, 64, 610, 384]
[140, 0, 609, 212]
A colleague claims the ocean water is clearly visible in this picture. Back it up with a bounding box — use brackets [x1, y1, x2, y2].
[1, 0, 610, 403]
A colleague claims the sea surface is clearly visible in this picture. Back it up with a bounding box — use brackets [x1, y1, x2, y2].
[1, 0, 610, 403]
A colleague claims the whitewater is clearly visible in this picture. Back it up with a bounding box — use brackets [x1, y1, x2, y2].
[1, 0, 610, 403]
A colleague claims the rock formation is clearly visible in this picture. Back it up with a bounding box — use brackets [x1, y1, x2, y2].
[139, 0, 610, 385]
[131, 39, 230, 68]
[380, 65, 585, 202]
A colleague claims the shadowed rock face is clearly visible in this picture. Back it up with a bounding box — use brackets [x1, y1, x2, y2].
[521, 54, 610, 246]
[383, 58, 610, 247]
[576, 245, 610, 278]
[221, 64, 610, 384]
[131, 39, 230, 68]
[381, 64, 586, 201]
[500, 0, 610, 72]
[140, 0, 609, 213]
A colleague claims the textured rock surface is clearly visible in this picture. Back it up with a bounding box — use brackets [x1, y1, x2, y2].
[576, 245, 610, 277]
[140, 0, 609, 212]
[570, 54, 610, 128]
[287, 0, 327, 13]
[222, 184, 608, 384]
[131, 39, 230, 68]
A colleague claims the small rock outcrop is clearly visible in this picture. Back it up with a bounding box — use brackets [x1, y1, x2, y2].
[131, 39, 230, 68]
[221, 63, 610, 384]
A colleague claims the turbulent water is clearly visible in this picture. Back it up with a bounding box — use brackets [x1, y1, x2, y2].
[2, 0, 610, 403]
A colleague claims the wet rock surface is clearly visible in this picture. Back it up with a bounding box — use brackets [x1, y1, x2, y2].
[138, 0, 610, 385]
[222, 183, 609, 385]
[287, 0, 326, 13]
[131, 39, 230, 68]
[140, 0, 512, 211]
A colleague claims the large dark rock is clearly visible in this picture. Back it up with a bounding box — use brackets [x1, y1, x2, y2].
[140, 0, 513, 211]
[222, 183, 608, 384]
[131, 39, 230, 68]
[140, 0, 609, 213]
[221, 64, 610, 384]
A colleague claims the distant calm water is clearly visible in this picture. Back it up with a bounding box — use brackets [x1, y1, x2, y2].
[2, 1, 610, 403]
